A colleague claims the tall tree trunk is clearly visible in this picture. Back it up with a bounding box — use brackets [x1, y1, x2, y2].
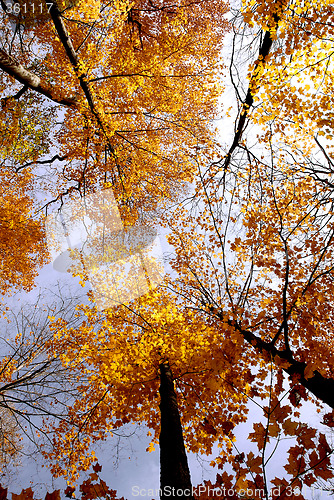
[159, 362, 193, 499]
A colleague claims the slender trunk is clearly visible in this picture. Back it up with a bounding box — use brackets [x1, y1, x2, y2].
[159, 362, 193, 499]
[223, 14, 278, 172]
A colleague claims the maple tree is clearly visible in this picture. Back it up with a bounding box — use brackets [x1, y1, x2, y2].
[45, 0, 334, 495]
[0, 0, 228, 294]
[3, 0, 334, 497]
[0, 0, 228, 218]
[162, 0, 334, 492]
[0, 0, 230, 491]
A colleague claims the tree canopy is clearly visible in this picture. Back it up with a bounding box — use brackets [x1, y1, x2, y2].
[2, 0, 334, 498]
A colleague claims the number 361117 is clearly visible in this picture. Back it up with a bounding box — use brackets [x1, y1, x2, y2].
[5, 2, 53, 14]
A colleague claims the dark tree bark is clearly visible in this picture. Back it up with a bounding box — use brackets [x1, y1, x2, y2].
[159, 362, 193, 499]
[223, 13, 279, 172]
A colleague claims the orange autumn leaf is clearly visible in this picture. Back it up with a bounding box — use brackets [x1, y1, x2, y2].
[12, 488, 34, 500]
[45, 492, 60, 500]
[246, 452, 262, 475]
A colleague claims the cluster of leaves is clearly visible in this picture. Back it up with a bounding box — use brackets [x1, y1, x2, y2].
[0, 0, 231, 487]
[0, 164, 48, 294]
[0, 463, 124, 500]
[0, 0, 228, 222]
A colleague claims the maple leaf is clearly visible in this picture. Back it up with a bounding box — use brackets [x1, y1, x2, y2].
[215, 471, 234, 488]
[304, 363, 317, 380]
[322, 412, 334, 428]
[282, 418, 298, 435]
[202, 418, 217, 436]
[288, 385, 307, 407]
[45, 491, 60, 500]
[246, 451, 262, 474]
[268, 420, 280, 438]
[0, 485, 7, 500]
[220, 421, 234, 435]
[248, 423, 267, 450]
[12, 488, 34, 500]
[64, 487, 75, 499]
[318, 432, 331, 458]
[92, 462, 102, 472]
[81, 480, 110, 500]
[284, 445, 306, 476]
[297, 425, 317, 449]
[89, 473, 99, 481]
[234, 452, 245, 463]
